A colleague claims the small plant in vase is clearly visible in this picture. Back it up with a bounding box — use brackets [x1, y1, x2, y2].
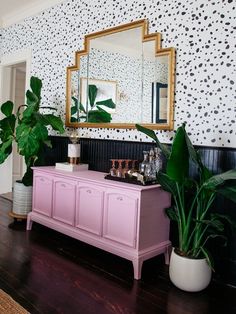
[136, 123, 236, 292]
[0, 76, 64, 215]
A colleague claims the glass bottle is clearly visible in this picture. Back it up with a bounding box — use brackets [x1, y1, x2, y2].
[139, 151, 149, 174]
[154, 147, 162, 174]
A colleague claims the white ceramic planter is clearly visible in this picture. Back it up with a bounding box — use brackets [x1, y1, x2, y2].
[12, 181, 32, 215]
[169, 249, 212, 292]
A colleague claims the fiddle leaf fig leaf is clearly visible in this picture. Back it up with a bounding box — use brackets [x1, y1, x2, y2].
[88, 85, 98, 107]
[1, 101, 14, 117]
[30, 76, 42, 99]
[0, 138, 13, 164]
[88, 109, 111, 123]
[16, 124, 40, 157]
[96, 98, 116, 109]
[41, 114, 64, 133]
[31, 123, 48, 142]
[0, 115, 16, 141]
[26, 90, 39, 107]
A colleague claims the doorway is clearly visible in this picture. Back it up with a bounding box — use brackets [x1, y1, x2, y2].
[10, 63, 26, 184]
[0, 49, 31, 194]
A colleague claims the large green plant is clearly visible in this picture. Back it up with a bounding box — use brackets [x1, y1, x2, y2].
[0, 76, 64, 186]
[71, 84, 116, 123]
[136, 123, 236, 266]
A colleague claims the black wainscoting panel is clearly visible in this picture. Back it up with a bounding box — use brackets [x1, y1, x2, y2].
[46, 136, 236, 286]
[80, 138, 156, 172]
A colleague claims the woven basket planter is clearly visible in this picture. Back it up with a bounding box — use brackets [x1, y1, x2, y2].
[12, 181, 32, 215]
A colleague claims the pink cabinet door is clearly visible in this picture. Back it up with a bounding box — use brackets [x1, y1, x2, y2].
[103, 190, 138, 248]
[53, 179, 76, 226]
[76, 184, 104, 235]
[33, 174, 53, 217]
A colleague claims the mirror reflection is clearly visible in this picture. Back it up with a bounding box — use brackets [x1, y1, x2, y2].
[66, 20, 175, 129]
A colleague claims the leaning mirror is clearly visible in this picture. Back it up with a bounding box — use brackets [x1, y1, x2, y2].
[66, 19, 175, 130]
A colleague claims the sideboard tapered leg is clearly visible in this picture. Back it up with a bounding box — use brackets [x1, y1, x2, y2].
[132, 258, 143, 280]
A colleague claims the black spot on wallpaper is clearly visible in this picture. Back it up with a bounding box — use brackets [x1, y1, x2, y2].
[0, 0, 235, 147]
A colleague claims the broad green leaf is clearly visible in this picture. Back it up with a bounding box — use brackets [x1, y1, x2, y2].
[199, 247, 214, 270]
[31, 123, 48, 142]
[71, 105, 78, 116]
[167, 124, 189, 183]
[217, 185, 236, 203]
[30, 76, 42, 99]
[165, 207, 178, 221]
[43, 140, 52, 148]
[21, 103, 38, 121]
[1, 101, 14, 117]
[70, 117, 78, 122]
[0, 115, 16, 141]
[16, 124, 40, 156]
[88, 85, 98, 107]
[156, 172, 178, 196]
[0, 138, 13, 164]
[41, 114, 64, 133]
[96, 98, 116, 109]
[26, 90, 39, 108]
[203, 169, 236, 190]
[88, 109, 111, 123]
[135, 124, 170, 158]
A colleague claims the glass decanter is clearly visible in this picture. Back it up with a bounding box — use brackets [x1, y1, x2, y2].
[139, 151, 149, 174]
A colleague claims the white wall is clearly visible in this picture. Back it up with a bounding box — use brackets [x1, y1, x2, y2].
[0, 0, 235, 148]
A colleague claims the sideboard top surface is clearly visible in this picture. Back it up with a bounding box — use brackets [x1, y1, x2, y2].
[32, 166, 161, 192]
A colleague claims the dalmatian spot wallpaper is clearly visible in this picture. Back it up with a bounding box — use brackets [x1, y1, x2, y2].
[0, 0, 235, 147]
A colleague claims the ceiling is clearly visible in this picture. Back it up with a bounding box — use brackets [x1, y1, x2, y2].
[0, 0, 65, 27]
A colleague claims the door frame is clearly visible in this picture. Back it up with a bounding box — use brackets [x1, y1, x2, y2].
[0, 48, 32, 193]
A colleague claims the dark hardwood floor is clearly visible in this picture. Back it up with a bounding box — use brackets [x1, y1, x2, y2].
[0, 196, 236, 314]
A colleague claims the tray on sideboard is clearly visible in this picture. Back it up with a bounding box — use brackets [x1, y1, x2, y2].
[104, 174, 157, 186]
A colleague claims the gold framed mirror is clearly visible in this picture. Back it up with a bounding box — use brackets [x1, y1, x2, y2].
[65, 19, 175, 130]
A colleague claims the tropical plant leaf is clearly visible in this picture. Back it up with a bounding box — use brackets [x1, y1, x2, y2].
[30, 76, 42, 99]
[16, 124, 40, 156]
[26, 90, 39, 108]
[70, 117, 78, 122]
[1, 101, 14, 117]
[156, 172, 178, 196]
[217, 184, 236, 203]
[88, 109, 111, 123]
[203, 170, 236, 190]
[0, 115, 16, 141]
[88, 85, 98, 107]
[41, 114, 64, 133]
[32, 123, 48, 142]
[96, 98, 116, 109]
[199, 247, 214, 271]
[165, 207, 178, 221]
[71, 105, 78, 116]
[195, 218, 224, 232]
[0, 138, 13, 164]
[135, 124, 170, 158]
[166, 124, 189, 183]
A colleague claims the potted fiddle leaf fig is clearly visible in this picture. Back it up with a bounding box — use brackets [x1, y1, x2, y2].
[136, 123, 236, 292]
[0, 76, 64, 215]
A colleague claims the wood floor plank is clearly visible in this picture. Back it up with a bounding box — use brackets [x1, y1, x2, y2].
[0, 196, 236, 314]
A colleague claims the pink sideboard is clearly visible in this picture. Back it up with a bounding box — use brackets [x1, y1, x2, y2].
[27, 166, 171, 280]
